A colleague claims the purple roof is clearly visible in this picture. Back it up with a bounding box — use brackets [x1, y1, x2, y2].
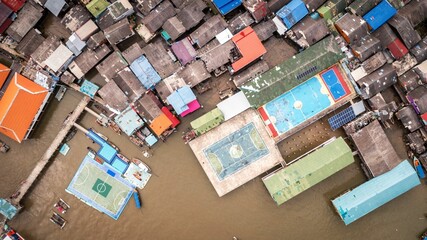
[171, 38, 197, 66]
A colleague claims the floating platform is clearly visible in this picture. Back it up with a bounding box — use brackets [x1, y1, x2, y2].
[66, 154, 134, 220]
[189, 109, 283, 197]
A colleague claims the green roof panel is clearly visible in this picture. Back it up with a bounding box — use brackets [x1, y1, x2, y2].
[239, 35, 344, 108]
[262, 137, 354, 205]
[190, 108, 224, 135]
[86, 0, 109, 17]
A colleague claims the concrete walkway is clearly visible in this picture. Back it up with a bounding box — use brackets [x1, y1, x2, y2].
[10, 96, 91, 206]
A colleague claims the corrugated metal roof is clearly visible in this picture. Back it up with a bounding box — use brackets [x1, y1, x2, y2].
[262, 137, 354, 205]
[240, 35, 344, 108]
[332, 160, 420, 225]
[114, 106, 144, 136]
[176, 0, 207, 30]
[6, 2, 43, 42]
[113, 67, 145, 102]
[98, 80, 129, 113]
[347, 0, 382, 16]
[44, 43, 74, 73]
[149, 112, 173, 136]
[178, 60, 211, 86]
[0, 64, 11, 88]
[350, 120, 401, 176]
[190, 108, 224, 135]
[44, 0, 66, 16]
[189, 15, 228, 48]
[130, 55, 161, 89]
[0, 3, 12, 26]
[171, 39, 197, 66]
[231, 26, 266, 73]
[2, 0, 25, 12]
[86, 0, 109, 17]
[0, 73, 48, 143]
[277, 0, 308, 29]
[216, 91, 250, 120]
[96, 51, 128, 81]
[166, 85, 196, 115]
[213, 0, 242, 15]
[363, 0, 396, 31]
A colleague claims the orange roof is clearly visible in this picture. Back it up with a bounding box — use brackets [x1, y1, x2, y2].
[0, 73, 48, 142]
[0, 63, 10, 88]
[149, 112, 173, 136]
[231, 27, 267, 73]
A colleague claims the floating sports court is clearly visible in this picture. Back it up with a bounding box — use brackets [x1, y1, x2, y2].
[189, 109, 283, 197]
[259, 64, 355, 141]
[66, 154, 134, 220]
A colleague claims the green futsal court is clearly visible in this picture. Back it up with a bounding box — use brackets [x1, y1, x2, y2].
[66, 155, 134, 220]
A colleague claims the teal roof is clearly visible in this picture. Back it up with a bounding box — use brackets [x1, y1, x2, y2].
[239, 35, 344, 108]
[332, 160, 420, 225]
[262, 137, 354, 205]
[0, 198, 18, 220]
[114, 107, 144, 136]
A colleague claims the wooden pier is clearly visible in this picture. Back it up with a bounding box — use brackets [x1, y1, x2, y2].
[10, 96, 91, 206]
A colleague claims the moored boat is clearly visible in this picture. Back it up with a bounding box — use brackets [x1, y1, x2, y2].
[1, 224, 25, 240]
[50, 212, 67, 229]
[0, 140, 9, 153]
[133, 190, 141, 209]
[132, 158, 151, 173]
[414, 157, 426, 179]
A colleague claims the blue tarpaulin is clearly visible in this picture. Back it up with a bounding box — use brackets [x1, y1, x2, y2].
[213, 0, 242, 15]
[277, 0, 308, 29]
[363, 0, 396, 31]
[166, 85, 196, 115]
[332, 160, 420, 225]
[111, 155, 129, 174]
[130, 56, 161, 89]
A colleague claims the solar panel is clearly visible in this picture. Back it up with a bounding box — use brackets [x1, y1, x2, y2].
[328, 106, 356, 131]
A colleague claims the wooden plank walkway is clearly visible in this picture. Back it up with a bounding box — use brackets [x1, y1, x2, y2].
[10, 96, 91, 206]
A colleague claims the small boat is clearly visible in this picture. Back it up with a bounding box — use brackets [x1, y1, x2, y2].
[182, 130, 197, 144]
[50, 212, 67, 229]
[55, 85, 67, 101]
[2, 226, 25, 240]
[414, 157, 426, 179]
[132, 158, 151, 173]
[0, 139, 10, 153]
[64, 128, 77, 143]
[53, 199, 70, 214]
[117, 153, 130, 163]
[133, 190, 141, 209]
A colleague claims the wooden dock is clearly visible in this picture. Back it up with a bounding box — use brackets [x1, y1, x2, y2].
[10, 96, 91, 206]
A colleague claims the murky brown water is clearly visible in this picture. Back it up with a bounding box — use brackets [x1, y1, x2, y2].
[0, 83, 425, 240]
[0, 24, 426, 239]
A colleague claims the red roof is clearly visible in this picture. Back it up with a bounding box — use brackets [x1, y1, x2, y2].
[161, 107, 180, 128]
[0, 73, 48, 142]
[0, 63, 10, 88]
[387, 38, 408, 60]
[0, 3, 12, 26]
[231, 26, 266, 73]
[0, 17, 12, 34]
[2, 0, 25, 12]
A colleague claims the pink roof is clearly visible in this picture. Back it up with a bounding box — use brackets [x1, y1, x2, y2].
[180, 100, 200, 117]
